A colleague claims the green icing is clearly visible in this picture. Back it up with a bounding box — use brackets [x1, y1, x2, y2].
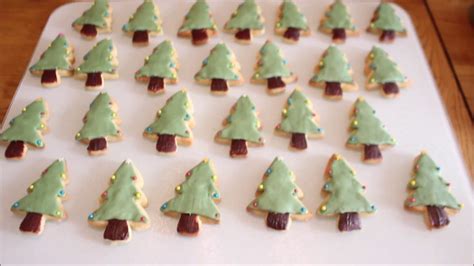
[311, 45, 353, 83]
[0, 99, 47, 147]
[347, 98, 395, 146]
[72, 0, 109, 27]
[319, 156, 375, 215]
[122, 0, 161, 33]
[220, 95, 263, 143]
[30, 34, 72, 72]
[253, 157, 308, 214]
[178, 0, 216, 32]
[11, 159, 67, 218]
[144, 90, 193, 138]
[161, 159, 220, 220]
[136, 40, 178, 79]
[277, 0, 308, 30]
[89, 160, 149, 223]
[225, 0, 264, 30]
[406, 153, 461, 209]
[195, 43, 240, 81]
[253, 41, 292, 80]
[76, 39, 116, 74]
[368, 46, 406, 83]
[321, 0, 355, 30]
[76, 92, 120, 141]
[372, 3, 405, 32]
[279, 89, 323, 134]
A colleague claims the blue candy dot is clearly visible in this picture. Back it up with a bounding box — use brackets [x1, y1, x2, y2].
[160, 203, 168, 210]
[184, 114, 190, 121]
[58, 189, 65, 197]
[203, 59, 208, 65]
[349, 136, 357, 143]
[88, 213, 94, 220]
[436, 167, 441, 171]
[287, 98, 293, 105]
[169, 62, 175, 68]
[146, 127, 153, 133]
[371, 205, 376, 211]
[323, 183, 330, 190]
[35, 139, 43, 146]
[212, 192, 219, 198]
[12, 202, 19, 208]
[300, 207, 307, 213]
[265, 168, 272, 175]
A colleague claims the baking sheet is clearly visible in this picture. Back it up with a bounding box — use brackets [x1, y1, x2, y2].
[0, 0, 472, 263]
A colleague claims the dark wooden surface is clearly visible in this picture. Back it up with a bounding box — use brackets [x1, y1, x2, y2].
[0, 0, 472, 177]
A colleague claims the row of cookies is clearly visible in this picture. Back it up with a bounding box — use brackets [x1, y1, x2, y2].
[72, 0, 406, 45]
[10, 153, 462, 243]
[31, 36, 409, 98]
[0, 91, 395, 163]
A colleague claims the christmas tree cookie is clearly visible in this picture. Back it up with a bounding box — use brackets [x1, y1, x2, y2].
[275, 0, 310, 43]
[135, 40, 179, 94]
[0, 98, 48, 160]
[75, 39, 118, 90]
[309, 45, 357, 100]
[143, 90, 194, 154]
[405, 152, 462, 229]
[72, 0, 112, 39]
[275, 89, 323, 150]
[194, 43, 243, 95]
[365, 46, 409, 98]
[11, 159, 69, 235]
[122, 0, 162, 46]
[29, 34, 75, 88]
[247, 157, 311, 230]
[319, 0, 358, 43]
[88, 160, 150, 243]
[318, 154, 375, 232]
[224, 0, 265, 44]
[75, 92, 122, 156]
[215, 95, 263, 158]
[367, 2, 406, 42]
[346, 97, 395, 163]
[177, 0, 218, 45]
[161, 159, 220, 236]
[251, 40, 297, 94]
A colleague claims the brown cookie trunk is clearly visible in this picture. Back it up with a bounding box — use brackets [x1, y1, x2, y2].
[177, 213, 200, 234]
[427, 205, 450, 228]
[380, 30, 395, 42]
[156, 134, 177, 153]
[266, 212, 290, 230]
[267, 76, 286, 90]
[87, 137, 107, 152]
[382, 82, 399, 95]
[86, 72, 103, 87]
[133, 30, 149, 44]
[363, 144, 382, 161]
[211, 79, 228, 92]
[283, 27, 300, 41]
[230, 139, 248, 157]
[338, 212, 361, 231]
[5, 140, 26, 159]
[324, 82, 342, 97]
[104, 219, 129, 241]
[235, 28, 251, 40]
[41, 69, 58, 84]
[290, 133, 307, 150]
[19, 212, 43, 233]
[191, 29, 208, 45]
[80, 24, 98, 38]
[332, 28, 346, 41]
[148, 76, 164, 93]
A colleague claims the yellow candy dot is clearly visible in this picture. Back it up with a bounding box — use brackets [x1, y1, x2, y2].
[410, 179, 416, 186]
[282, 109, 288, 116]
[76, 133, 81, 138]
[256, 121, 261, 128]
[61, 173, 66, 179]
[358, 96, 365, 101]
[334, 154, 341, 160]
[112, 112, 117, 118]
[111, 175, 116, 181]
[370, 53, 375, 59]
[211, 175, 217, 181]
[22, 108, 26, 112]
[135, 192, 141, 199]
[56, 210, 62, 216]
[459, 203, 464, 209]
[203, 158, 209, 163]
[319, 61, 324, 66]
[28, 185, 34, 191]
[40, 123, 45, 129]
[175, 185, 182, 192]
[258, 184, 264, 191]
[320, 205, 327, 212]
[352, 120, 358, 126]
